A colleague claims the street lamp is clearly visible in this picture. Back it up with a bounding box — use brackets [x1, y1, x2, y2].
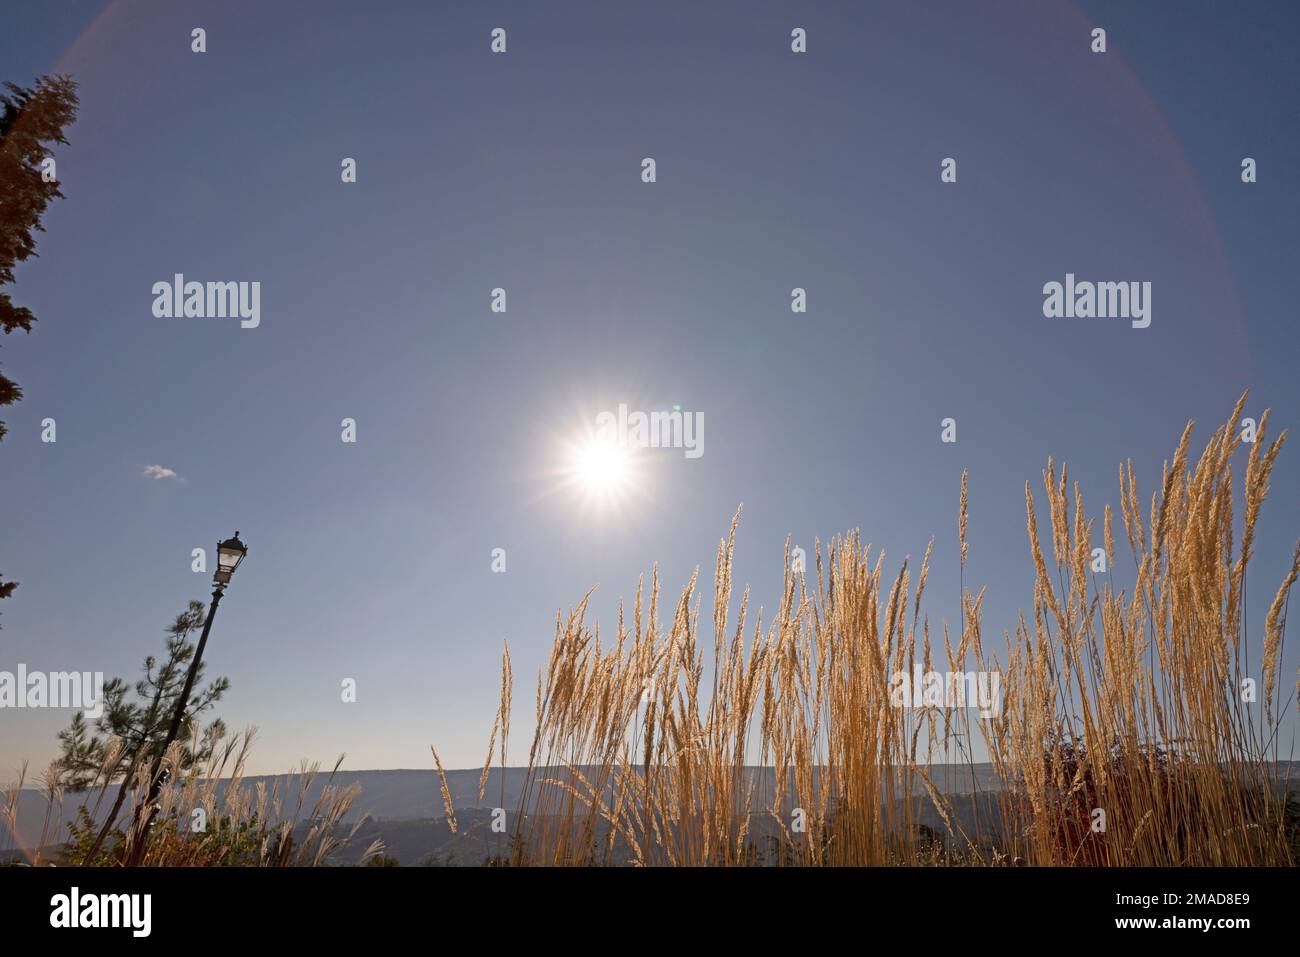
[126, 532, 247, 864]
[214, 533, 247, 585]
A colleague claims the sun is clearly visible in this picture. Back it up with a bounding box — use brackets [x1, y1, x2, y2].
[533, 407, 654, 522]
[574, 437, 628, 493]
[544, 428, 648, 519]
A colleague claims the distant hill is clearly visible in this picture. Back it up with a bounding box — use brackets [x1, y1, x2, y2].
[7, 762, 1298, 864]
[1, 764, 999, 852]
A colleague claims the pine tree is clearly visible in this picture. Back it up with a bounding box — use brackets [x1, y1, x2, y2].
[0, 74, 77, 439]
[57, 601, 230, 861]
[54, 711, 101, 789]
[57, 601, 231, 790]
[0, 74, 79, 613]
[0, 576, 15, 629]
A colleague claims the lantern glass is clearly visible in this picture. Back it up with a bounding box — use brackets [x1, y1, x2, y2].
[215, 534, 247, 580]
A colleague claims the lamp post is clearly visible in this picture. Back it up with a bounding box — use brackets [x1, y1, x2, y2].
[126, 532, 247, 865]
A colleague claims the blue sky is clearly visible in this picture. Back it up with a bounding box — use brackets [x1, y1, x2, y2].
[1, 0, 1297, 777]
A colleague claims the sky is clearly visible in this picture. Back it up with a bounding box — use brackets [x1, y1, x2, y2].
[1, 0, 1297, 779]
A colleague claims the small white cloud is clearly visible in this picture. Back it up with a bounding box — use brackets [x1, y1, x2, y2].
[141, 464, 179, 480]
